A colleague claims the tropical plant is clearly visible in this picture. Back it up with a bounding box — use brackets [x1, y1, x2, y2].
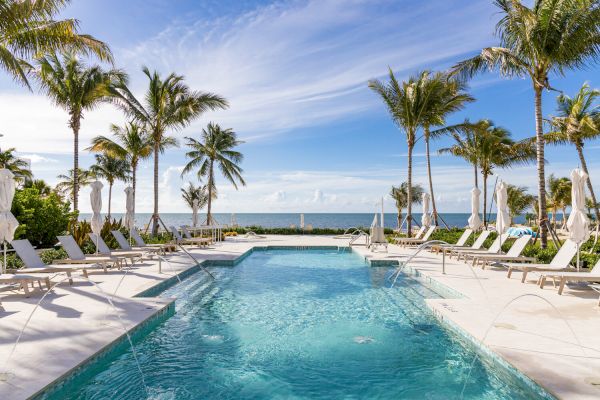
[369, 70, 431, 236]
[87, 122, 151, 215]
[181, 182, 209, 210]
[439, 120, 535, 225]
[0, 0, 112, 87]
[55, 168, 95, 204]
[390, 182, 424, 230]
[546, 83, 600, 221]
[35, 53, 125, 212]
[109, 67, 228, 235]
[547, 175, 571, 229]
[420, 72, 474, 225]
[506, 185, 535, 225]
[451, 0, 600, 247]
[89, 154, 130, 218]
[182, 123, 245, 225]
[0, 147, 32, 182]
[23, 179, 52, 196]
[586, 197, 599, 219]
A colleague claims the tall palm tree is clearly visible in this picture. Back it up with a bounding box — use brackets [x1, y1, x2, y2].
[0, 0, 112, 87]
[110, 67, 228, 235]
[546, 83, 600, 221]
[0, 147, 32, 182]
[55, 168, 95, 204]
[182, 123, 245, 225]
[506, 184, 535, 225]
[23, 179, 52, 196]
[369, 69, 431, 236]
[89, 154, 130, 219]
[181, 182, 209, 210]
[390, 182, 424, 230]
[440, 120, 535, 225]
[87, 122, 152, 214]
[436, 119, 482, 188]
[421, 72, 474, 225]
[35, 53, 125, 213]
[451, 0, 600, 247]
[547, 175, 572, 229]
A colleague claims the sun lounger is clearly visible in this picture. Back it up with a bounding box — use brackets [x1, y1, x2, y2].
[181, 226, 213, 244]
[111, 230, 165, 257]
[88, 233, 144, 264]
[430, 229, 473, 254]
[470, 235, 535, 268]
[170, 226, 210, 247]
[450, 233, 509, 261]
[10, 239, 105, 284]
[0, 274, 52, 296]
[539, 259, 600, 294]
[57, 235, 123, 271]
[394, 226, 436, 247]
[439, 230, 492, 258]
[502, 239, 578, 283]
[391, 226, 426, 244]
[130, 229, 176, 253]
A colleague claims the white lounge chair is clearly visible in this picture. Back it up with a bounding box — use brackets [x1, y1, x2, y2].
[0, 274, 52, 296]
[88, 233, 144, 264]
[130, 229, 176, 253]
[391, 226, 426, 244]
[539, 259, 600, 294]
[57, 235, 122, 271]
[470, 235, 535, 268]
[11, 239, 102, 284]
[181, 226, 212, 245]
[170, 226, 210, 247]
[394, 226, 436, 247]
[430, 229, 473, 254]
[451, 233, 509, 261]
[503, 239, 578, 283]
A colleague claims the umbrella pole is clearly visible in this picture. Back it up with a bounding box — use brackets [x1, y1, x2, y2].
[577, 244, 580, 272]
[3, 241, 6, 274]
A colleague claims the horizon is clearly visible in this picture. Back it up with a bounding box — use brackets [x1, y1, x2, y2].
[2, 0, 598, 214]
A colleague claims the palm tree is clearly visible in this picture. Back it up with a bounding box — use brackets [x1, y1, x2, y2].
[23, 179, 52, 196]
[436, 119, 482, 188]
[35, 53, 125, 213]
[182, 123, 245, 225]
[89, 154, 130, 219]
[586, 197, 598, 219]
[181, 182, 209, 210]
[506, 185, 535, 225]
[0, 0, 111, 87]
[547, 175, 571, 229]
[390, 182, 424, 230]
[421, 72, 474, 225]
[87, 122, 152, 215]
[546, 83, 600, 221]
[452, 0, 600, 247]
[55, 168, 95, 204]
[0, 147, 32, 182]
[369, 70, 431, 236]
[110, 67, 228, 235]
[440, 120, 535, 225]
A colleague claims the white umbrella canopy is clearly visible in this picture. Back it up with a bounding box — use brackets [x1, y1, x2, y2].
[123, 187, 135, 231]
[300, 213, 305, 229]
[0, 169, 19, 273]
[90, 181, 104, 235]
[567, 168, 590, 270]
[468, 187, 483, 230]
[421, 193, 431, 228]
[192, 199, 199, 228]
[495, 181, 510, 235]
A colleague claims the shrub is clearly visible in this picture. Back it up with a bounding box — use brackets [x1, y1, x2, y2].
[12, 188, 75, 247]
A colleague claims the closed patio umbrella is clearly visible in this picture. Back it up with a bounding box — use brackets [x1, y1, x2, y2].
[495, 181, 510, 253]
[421, 193, 431, 228]
[567, 168, 590, 271]
[90, 181, 103, 254]
[192, 199, 199, 228]
[124, 187, 134, 245]
[468, 187, 483, 231]
[0, 169, 18, 273]
[300, 213, 305, 230]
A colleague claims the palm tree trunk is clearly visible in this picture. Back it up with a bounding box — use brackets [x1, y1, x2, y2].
[562, 207, 567, 229]
[406, 143, 413, 237]
[473, 165, 478, 189]
[151, 144, 159, 236]
[576, 144, 600, 223]
[206, 161, 214, 225]
[132, 161, 137, 216]
[425, 130, 438, 225]
[397, 210, 402, 229]
[483, 173, 488, 227]
[71, 115, 80, 213]
[534, 86, 548, 248]
[108, 181, 113, 219]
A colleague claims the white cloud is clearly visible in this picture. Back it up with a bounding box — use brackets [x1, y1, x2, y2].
[18, 154, 59, 164]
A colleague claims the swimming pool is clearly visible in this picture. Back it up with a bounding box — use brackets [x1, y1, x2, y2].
[41, 249, 551, 399]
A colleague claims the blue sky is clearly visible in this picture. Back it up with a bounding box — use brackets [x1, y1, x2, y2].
[1, 0, 598, 214]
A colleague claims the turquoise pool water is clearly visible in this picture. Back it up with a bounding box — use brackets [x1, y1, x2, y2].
[42, 249, 550, 399]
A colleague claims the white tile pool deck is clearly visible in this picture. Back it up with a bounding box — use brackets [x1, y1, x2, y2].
[0, 235, 599, 399]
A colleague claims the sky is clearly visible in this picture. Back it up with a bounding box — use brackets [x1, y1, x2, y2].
[1, 0, 599, 214]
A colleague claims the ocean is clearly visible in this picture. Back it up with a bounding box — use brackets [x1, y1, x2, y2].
[78, 213, 529, 230]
